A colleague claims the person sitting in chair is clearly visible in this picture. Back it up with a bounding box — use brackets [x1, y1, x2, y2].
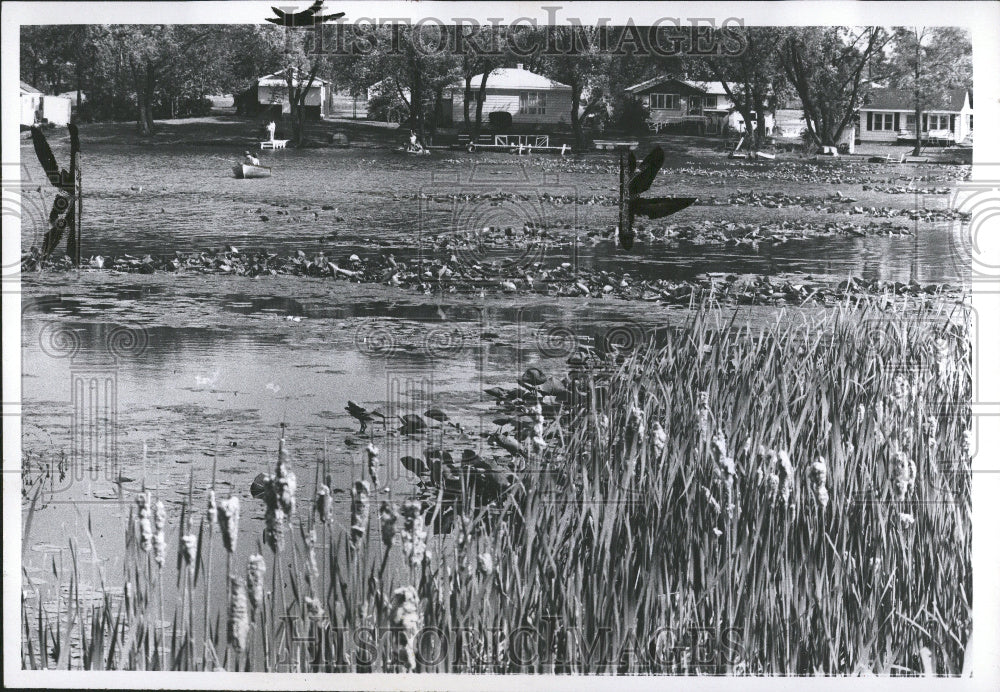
[243, 150, 260, 166]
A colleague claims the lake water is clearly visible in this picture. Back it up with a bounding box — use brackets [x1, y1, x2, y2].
[19, 142, 968, 595]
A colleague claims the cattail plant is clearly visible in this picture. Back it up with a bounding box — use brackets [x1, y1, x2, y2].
[304, 528, 319, 588]
[380, 500, 399, 547]
[652, 421, 667, 456]
[808, 457, 829, 509]
[227, 575, 250, 654]
[399, 499, 427, 567]
[180, 533, 198, 567]
[389, 586, 422, 671]
[350, 480, 371, 545]
[711, 429, 737, 517]
[274, 439, 297, 516]
[314, 483, 331, 524]
[366, 444, 380, 488]
[218, 496, 240, 554]
[207, 489, 218, 527]
[246, 554, 266, 616]
[153, 500, 167, 568]
[697, 389, 712, 438]
[136, 491, 153, 553]
[531, 401, 547, 450]
[889, 443, 917, 502]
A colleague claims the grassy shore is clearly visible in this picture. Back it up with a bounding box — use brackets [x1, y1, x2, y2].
[22, 296, 971, 674]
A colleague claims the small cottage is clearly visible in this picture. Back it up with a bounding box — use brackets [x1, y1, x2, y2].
[447, 65, 573, 126]
[21, 82, 72, 126]
[859, 88, 972, 144]
[254, 70, 328, 119]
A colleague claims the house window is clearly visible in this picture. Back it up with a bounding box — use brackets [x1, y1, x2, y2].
[649, 93, 679, 110]
[922, 114, 952, 131]
[868, 112, 900, 131]
[906, 114, 915, 130]
[519, 91, 546, 115]
[689, 97, 702, 115]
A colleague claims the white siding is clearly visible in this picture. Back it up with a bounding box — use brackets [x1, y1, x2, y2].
[858, 108, 969, 142]
[21, 93, 42, 126]
[451, 88, 573, 126]
[258, 84, 325, 113]
[42, 96, 72, 126]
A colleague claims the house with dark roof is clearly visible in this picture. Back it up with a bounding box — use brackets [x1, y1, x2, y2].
[859, 88, 972, 144]
[446, 64, 573, 126]
[623, 76, 783, 136]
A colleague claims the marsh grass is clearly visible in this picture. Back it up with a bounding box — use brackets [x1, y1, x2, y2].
[21, 297, 972, 674]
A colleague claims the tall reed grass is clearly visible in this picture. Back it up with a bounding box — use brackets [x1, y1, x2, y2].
[21, 298, 972, 674]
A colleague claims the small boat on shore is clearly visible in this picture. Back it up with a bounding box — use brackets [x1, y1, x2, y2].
[233, 163, 271, 179]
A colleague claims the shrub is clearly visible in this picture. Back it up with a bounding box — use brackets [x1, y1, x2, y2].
[488, 111, 513, 132]
[616, 97, 650, 134]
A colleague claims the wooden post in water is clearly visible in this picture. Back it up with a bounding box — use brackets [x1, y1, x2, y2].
[75, 154, 82, 267]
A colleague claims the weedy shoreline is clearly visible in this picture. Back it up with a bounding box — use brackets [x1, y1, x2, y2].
[21, 297, 972, 674]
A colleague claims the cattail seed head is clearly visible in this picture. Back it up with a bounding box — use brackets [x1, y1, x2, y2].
[136, 492, 153, 553]
[380, 500, 399, 547]
[777, 450, 795, 506]
[315, 484, 331, 524]
[350, 480, 371, 544]
[274, 440, 297, 516]
[181, 534, 198, 566]
[808, 457, 829, 509]
[304, 528, 319, 587]
[246, 554, 266, 614]
[305, 596, 325, 621]
[652, 422, 667, 455]
[889, 444, 917, 502]
[206, 490, 218, 528]
[400, 499, 427, 567]
[366, 444, 380, 488]
[264, 505, 286, 553]
[227, 575, 249, 653]
[899, 511, 915, 530]
[390, 586, 422, 671]
[697, 389, 711, 437]
[152, 500, 167, 567]
[218, 496, 240, 554]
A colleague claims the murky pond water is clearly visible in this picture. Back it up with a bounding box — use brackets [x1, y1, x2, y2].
[19, 142, 966, 596]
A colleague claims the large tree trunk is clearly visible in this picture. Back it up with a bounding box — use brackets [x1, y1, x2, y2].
[473, 72, 488, 137]
[570, 85, 584, 150]
[913, 42, 923, 156]
[463, 75, 473, 133]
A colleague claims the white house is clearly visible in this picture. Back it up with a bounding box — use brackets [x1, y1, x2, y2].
[21, 81, 72, 126]
[257, 70, 328, 118]
[624, 76, 776, 136]
[447, 65, 573, 126]
[859, 88, 972, 144]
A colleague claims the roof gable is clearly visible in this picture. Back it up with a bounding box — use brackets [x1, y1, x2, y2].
[625, 76, 727, 96]
[21, 81, 42, 94]
[456, 67, 569, 91]
[864, 88, 969, 112]
[258, 70, 326, 87]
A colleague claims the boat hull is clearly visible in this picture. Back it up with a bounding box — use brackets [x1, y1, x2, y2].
[233, 164, 271, 179]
